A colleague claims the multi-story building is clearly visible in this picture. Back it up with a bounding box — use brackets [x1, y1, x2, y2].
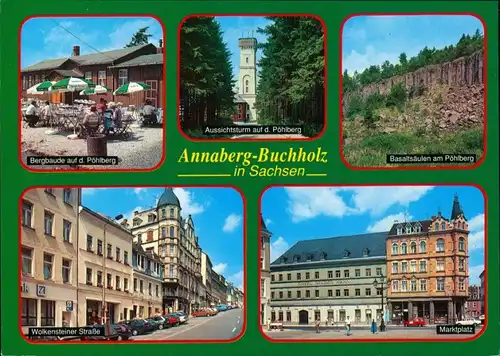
[479, 270, 485, 314]
[211, 271, 227, 305]
[270, 232, 387, 325]
[226, 283, 236, 305]
[21, 188, 81, 332]
[21, 42, 164, 107]
[260, 215, 272, 325]
[131, 242, 164, 318]
[201, 251, 215, 306]
[130, 188, 203, 314]
[78, 207, 134, 325]
[466, 285, 482, 318]
[234, 288, 244, 307]
[386, 195, 469, 324]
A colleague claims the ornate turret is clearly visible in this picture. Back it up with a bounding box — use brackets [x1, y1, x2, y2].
[157, 188, 180, 208]
[450, 193, 466, 220]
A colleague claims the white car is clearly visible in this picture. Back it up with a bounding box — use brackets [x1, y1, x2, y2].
[456, 317, 481, 326]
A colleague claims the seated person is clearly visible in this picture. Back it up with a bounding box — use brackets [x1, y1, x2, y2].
[109, 102, 122, 129]
[142, 99, 157, 125]
[40, 101, 52, 125]
[78, 106, 101, 137]
[25, 101, 40, 127]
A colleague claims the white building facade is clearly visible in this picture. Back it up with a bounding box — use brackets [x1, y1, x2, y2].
[237, 37, 258, 122]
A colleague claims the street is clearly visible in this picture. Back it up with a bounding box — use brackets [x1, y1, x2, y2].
[134, 308, 243, 341]
[265, 324, 484, 340]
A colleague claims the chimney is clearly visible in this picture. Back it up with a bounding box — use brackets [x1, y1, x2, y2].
[134, 211, 139, 215]
[72, 45, 80, 56]
[157, 39, 163, 54]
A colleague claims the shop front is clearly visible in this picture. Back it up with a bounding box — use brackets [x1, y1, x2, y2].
[21, 280, 77, 334]
[77, 288, 134, 326]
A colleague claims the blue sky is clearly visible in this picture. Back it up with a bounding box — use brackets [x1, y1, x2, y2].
[215, 16, 272, 84]
[21, 17, 163, 68]
[342, 15, 484, 74]
[262, 186, 485, 285]
[82, 187, 244, 290]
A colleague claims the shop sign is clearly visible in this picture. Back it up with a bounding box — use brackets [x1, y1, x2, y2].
[66, 301, 74, 311]
[21, 282, 29, 293]
[36, 284, 47, 297]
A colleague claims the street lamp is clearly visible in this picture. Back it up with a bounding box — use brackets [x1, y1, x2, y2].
[102, 213, 123, 327]
[373, 275, 389, 325]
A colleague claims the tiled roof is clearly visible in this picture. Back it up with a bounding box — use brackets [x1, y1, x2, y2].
[388, 220, 432, 236]
[21, 44, 156, 72]
[51, 69, 84, 77]
[271, 232, 387, 266]
[110, 53, 163, 68]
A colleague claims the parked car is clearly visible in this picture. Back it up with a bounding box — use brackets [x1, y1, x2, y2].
[165, 314, 181, 326]
[403, 317, 426, 327]
[172, 312, 188, 323]
[152, 315, 170, 329]
[80, 324, 120, 341]
[112, 323, 132, 340]
[193, 309, 211, 317]
[457, 317, 481, 326]
[479, 315, 485, 324]
[208, 308, 219, 316]
[118, 319, 151, 336]
[227, 305, 233, 310]
[146, 318, 163, 330]
[217, 304, 228, 312]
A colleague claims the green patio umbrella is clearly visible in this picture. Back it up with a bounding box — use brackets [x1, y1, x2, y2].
[113, 82, 151, 95]
[79, 85, 111, 95]
[26, 81, 56, 94]
[51, 77, 94, 92]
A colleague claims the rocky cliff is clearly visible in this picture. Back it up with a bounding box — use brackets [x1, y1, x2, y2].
[343, 50, 484, 115]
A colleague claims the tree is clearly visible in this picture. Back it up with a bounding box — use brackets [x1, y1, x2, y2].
[255, 17, 324, 134]
[343, 29, 483, 89]
[125, 27, 153, 47]
[179, 17, 235, 130]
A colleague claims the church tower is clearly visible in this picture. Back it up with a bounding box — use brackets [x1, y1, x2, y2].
[237, 37, 258, 122]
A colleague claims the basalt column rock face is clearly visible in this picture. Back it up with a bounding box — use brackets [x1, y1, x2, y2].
[342, 50, 484, 116]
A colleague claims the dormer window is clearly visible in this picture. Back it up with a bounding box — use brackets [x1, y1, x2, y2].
[396, 224, 403, 235]
[405, 224, 412, 234]
[363, 248, 370, 257]
[413, 223, 422, 233]
[441, 223, 446, 230]
[306, 254, 313, 262]
[320, 252, 327, 261]
[343, 250, 350, 258]
[293, 255, 300, 263]
[281, 256, 288, 264]
[435, 224, 439, 231]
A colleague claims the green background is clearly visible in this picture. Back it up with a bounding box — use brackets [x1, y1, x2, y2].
[1, 1, 498, 356]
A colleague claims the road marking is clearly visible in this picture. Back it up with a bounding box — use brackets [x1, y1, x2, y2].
[160, 318, 213, 339]
[232, 327, 237, 333]
[237, 319, 240, 323]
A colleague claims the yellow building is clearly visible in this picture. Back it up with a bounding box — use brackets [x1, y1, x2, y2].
[131, 242, 164, 317]
[21, 188, 80, 333]
[77, 207, 135, 325]
[129, 188, 203, 313]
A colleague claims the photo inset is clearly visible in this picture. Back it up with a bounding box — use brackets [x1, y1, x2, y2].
[341, 15, 485, 168]
[20, 16, 166, 171]
[260, 185, 486, 341]
[20, 187, 245, 342]
[179, 15, 326, 140]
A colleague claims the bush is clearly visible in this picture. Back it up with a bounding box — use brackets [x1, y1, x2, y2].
[386, 83, 407, 110]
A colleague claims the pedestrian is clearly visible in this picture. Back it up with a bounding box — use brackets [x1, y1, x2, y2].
[346, 316, 351, 336]
[267, 318, 271, 331]
[315, 317, 321, 333]
[371, 319, 377, 334]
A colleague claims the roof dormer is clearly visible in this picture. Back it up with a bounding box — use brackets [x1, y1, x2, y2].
[363, 248, 370, 257]
[320, 252, 327, 261]
[293, 255, 300, 263]
[343, 249, 350, 258]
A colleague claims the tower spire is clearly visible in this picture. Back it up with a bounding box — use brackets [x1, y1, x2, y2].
[450, 193, 466, 220]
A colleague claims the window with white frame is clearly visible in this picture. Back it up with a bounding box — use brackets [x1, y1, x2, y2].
[436, 259, 445, 272]
[419, 240, 426, 253]
[22, 247, 33, 275]
[392, 262, 398, 273]
[410, 242, 417, 254]
[458, 237, 465, 251]
[85, 71, 92, 82]
[401, 261, 408, 273]
[22, 201, 33, 227]
[118, 69, 128, 86]
[261, 278, 265, 297]
[401, 243, 408, 254]
[420, 279, 427, 291]
[410, 261, 417, 272]
[459, 278, 465, 290]
[392, 243, 398, 255]
[44, 211, 54, 236]
[63, 219, 72, 242]
[437, 278, 445, 291]
[98, 70, 106, 86]
[62, 259, 71, 283]
[401, 279, 407, 292]
[43, 253, 54, 280]
[392, 280, 399, 292]
[419, 260, 427, 272]
[410, 278, 417, 291]
[436, 238, 445, 252]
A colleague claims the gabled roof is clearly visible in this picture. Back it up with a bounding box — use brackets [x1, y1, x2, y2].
[271, 232, 387, 266]
[21, 44, 156, 72]
[49, 69, 84, 77]
[109, 53, 163, 68]
[388, 220, 432, 235]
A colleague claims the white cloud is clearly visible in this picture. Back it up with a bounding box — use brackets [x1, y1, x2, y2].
[106, 18, 163, 51]
[173, 188, 205, 216]
[212, 263, 227, 274]
[285, 187, 354, 222]
[133, 188, 146, 200]
[367, 213, 413, 233]
[284, 186, 433, 222]
[467, 213, 485, 251]
[468, 264, 484, 286]
[82, 188, 98, 196]
[228, 270, 244, 291]
[343, 46, 400, 74]
[265, 218, 272, 225]
[270, 236, 290, 263]
[223, 214, 242, 233]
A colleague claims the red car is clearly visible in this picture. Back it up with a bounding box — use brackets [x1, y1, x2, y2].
[164, 314, 181, 326]
[404, 317, 426, 327]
